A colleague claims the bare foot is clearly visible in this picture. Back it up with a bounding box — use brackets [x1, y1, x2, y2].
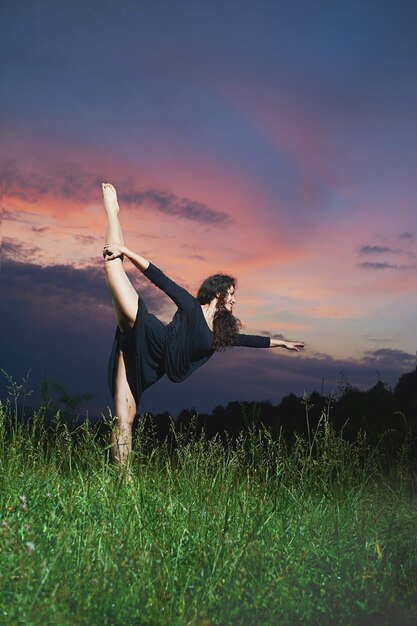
[102, 182, 120, 216]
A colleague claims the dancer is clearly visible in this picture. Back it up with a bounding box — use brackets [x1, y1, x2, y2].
[102, 183, 304, 463]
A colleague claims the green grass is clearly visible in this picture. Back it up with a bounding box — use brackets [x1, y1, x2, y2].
[0, 401, 416, 625]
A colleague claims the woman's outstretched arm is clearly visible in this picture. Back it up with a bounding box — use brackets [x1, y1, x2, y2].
[234, 334, 304, 351]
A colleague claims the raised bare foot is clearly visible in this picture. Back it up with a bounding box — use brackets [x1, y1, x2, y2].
[102, 182, 120, 215]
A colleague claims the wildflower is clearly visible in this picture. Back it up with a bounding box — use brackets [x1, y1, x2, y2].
[25, 542, 35, 554]
[1, 520, 7, 528]
[19, 496, 28, 511]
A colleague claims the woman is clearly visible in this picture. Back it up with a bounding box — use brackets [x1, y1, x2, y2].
[102, 183, 304, 463]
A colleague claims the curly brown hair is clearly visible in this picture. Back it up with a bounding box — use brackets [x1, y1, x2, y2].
[197, 274, 242, 350]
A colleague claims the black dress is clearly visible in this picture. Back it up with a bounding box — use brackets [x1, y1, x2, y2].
[108, 263, 270, 402]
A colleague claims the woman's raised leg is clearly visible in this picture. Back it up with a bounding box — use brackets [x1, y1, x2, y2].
[102, 182, 137, 465]
[102, 183, 138, 332]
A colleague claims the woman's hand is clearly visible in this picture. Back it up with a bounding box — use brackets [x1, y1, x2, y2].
[282, 341, 304, 352]
[270, 339, 304, 351]
[103, 242, 125, 261]
[103, 243, 150, 271]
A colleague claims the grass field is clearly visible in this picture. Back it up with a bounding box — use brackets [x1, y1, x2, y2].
[1, 400, 416, 625]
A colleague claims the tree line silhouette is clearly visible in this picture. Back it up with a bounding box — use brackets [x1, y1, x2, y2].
[137, 368, 417, 450]
[2, 368, 416, 454]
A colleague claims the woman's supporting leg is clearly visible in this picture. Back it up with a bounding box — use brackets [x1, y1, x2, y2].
[112, 350, 136, 464]
[102, 182, 138, 464]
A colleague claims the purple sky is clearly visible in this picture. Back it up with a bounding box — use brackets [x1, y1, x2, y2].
[2, 0, 417, 417]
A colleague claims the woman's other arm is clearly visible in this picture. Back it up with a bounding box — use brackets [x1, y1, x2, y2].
[235, 334, 304, 351]
[103, 242, 194, 309]
[103, 243, 149, 271]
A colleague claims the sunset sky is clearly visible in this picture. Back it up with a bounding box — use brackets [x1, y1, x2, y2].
[2, 0, 417, 418]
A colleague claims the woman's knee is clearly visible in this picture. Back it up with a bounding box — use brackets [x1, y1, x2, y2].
[114, 392, 136, 425]
[105, 265, 138, 330]
[114, 371, 136, 424]
[113, 351, 137, 424]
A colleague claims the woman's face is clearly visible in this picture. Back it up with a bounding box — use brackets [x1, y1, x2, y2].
[223, 286, 236, 312]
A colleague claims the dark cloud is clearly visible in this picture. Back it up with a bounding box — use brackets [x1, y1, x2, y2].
[358, 245, 396, 255]
[32, 227, 49, 234]
[3, 208, 40, 223]
[399, 232, 414, 240]
[357, 261, 416, 271]
[121, 188, 231, 226]
[3, 159, 230, 227]
[358, 261, 395, 270]
[187, 254, 206, 261]
[75, 234, 100, 245]
[2, 258, 109, 311]
[2, 238, 41, 263]
[3, 158, 101, 204]
[357, 234, 417, 271]
[260, 331, 285, 340]
[361, 348, 416, 369]
[1, 255, 170, 322]
[364, 335, 395, 344]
